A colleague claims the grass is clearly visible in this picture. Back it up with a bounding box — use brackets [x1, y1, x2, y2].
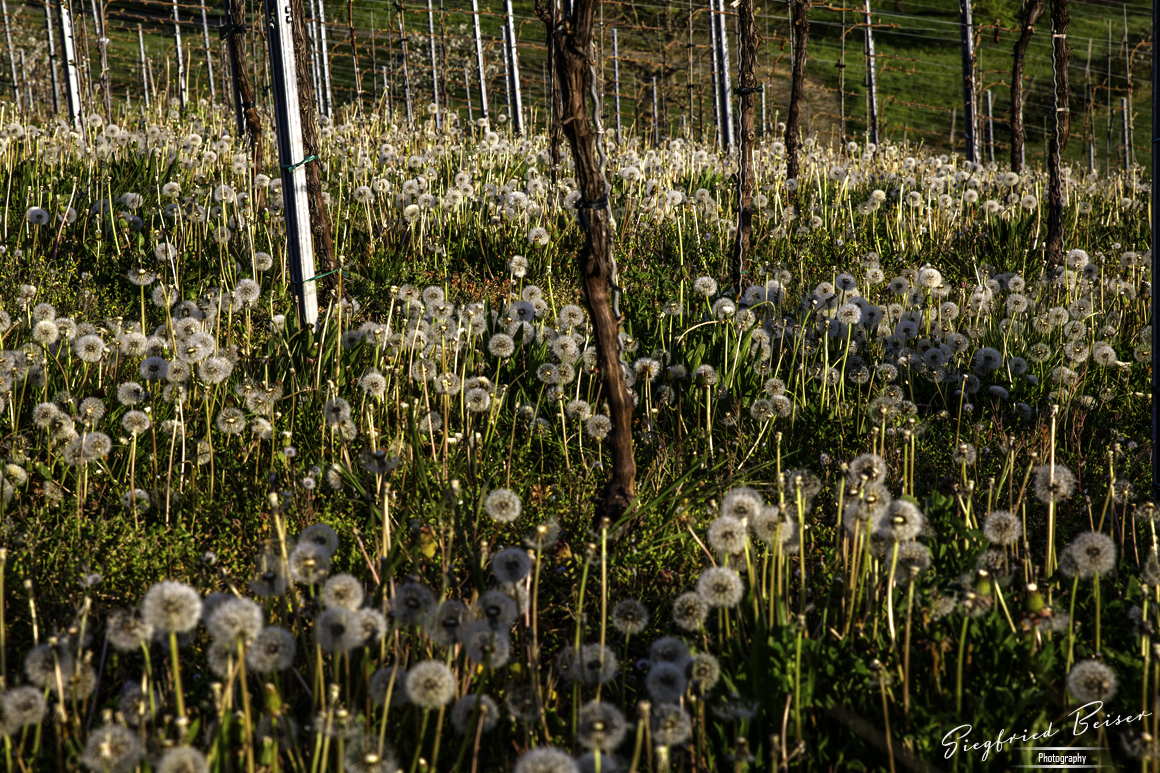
[0, 72, 1151, 772]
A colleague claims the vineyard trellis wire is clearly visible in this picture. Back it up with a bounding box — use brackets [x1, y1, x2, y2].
[0, 0, 1149, 172]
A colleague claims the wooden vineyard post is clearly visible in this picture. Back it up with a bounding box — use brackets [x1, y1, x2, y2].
[224, 0, 263, 170]
[1151, 0, 1158, 498]
[534, 0, 563, 176]
[266, 0, 317, 328]
[732, 0, 759, 292]
[1044, 0, 1069, 264]
[470, 0, 488, 123]
[785, 0, 809, 183]
[57, 0, 82, 131]
[551, 0, 635, 529]
[398, 4, 413, 126]
[1010, 0, 1044, 172]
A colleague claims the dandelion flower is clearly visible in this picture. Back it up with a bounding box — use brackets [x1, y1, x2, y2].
[451, 694, 500, 735]
[697, 567, 743, 607]
[428, 599, 470, 646]
[2, 686, 47, 732]
[586, 414, 612, 441]
[462, 621, 511, 668]
[514, 747, 579, 773]
[574, 644, 618, 685]
[389, 581, 437, 627]
[369, 667, 408, 707]
[157, 747, 208, 773]
[689, 653, 721, 692]
[1067, 659, 1117, 703]
[297, 524, 338, 556]
[315, 607, 363, 652]
[142, 580, 203, 634]
[106, 609, 154, 653]
[983, 510, 1021, 545]
[611, 599, 649, 636]
[672, 592, 710, 631]
[485, 488, 522, 523]
[651, 704, 692, 747]
[1033, 464, 1076, 504]
[474, 589, 518, 630]
[81, 725, 142, 773]
[206, 597, 263, 644]
[876, 500, 925, 542]
[707, 516, 748, 555]
[289, 542, 332, 585]
[246, 626, 297, 672]
[577, 701, 627, 751]
[1063, 531, 1116, 579]
[506, 684, 543, 722]
[492, 547, 532, 584]
[646, 661, 688, 703]
[406, 661, 457, 709]
[321, 574, 365, 611]
[692, 276, 718, 297]
[75, 334, 105, 363]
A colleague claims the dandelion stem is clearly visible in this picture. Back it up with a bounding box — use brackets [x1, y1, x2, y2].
[955, 615, 970, 714]
[1093, 571, 1101, 653]
[169, 631, 187, 723]
[1067, 572, 1080, 671]
[408, 710, 430, 773]
[878, 667, 896, 773]
[886, 541, 900, 648]
[903, 572, 916, 718]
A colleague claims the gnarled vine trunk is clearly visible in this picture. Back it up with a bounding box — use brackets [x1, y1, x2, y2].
[785, 0, 809, 184]
[1045, 0, 1069, 264]
[731, 0, 759, 292]
[552, 0, 635, 530]
[1010, 0, 1045, 173]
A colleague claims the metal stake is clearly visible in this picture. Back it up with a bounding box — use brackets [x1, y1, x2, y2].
[426, 0, 439, 128]
[264, 0, 318, 328]
[43, 2, 60, 115]
[173, 0, 188, 111]
[613, 28, 621, 144]
[57, 0, 81, 130]
[864, 0, 879, 145]
[503, 0, 523, 133]
[959, 0, 977, 161]
[470, 0, 488, 123]
[138, 24, 149, 109]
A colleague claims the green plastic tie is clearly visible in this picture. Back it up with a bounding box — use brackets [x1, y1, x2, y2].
[294, 265, 350, 284]
[282, 154, 319, 172]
